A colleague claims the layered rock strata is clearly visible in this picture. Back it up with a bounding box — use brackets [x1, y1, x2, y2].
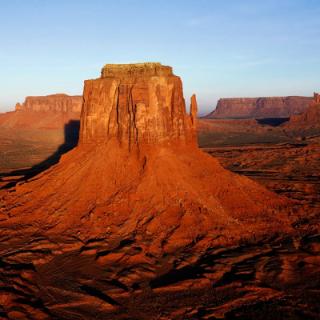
[80, 63, 196, 146]
[206, 96, 312, 119]
[16, 94, 82, 113]
[0, 94, 82, 129]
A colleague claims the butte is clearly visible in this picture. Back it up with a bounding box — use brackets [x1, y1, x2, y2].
[0, 63, 292, 318]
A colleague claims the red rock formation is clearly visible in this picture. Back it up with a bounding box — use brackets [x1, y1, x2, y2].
[0, 94, 82, 129]
[0, 63, 293, 318]
[205, 96, 312, 119]
[1, 62, 291, 258]
[190, 94, 198, 127]
[16, 94, 82, 113]
[14, 102, 22, 111]
[314, 92, 320, 104]
[80, 63, 196, 147]
[286, 92, 320, 130]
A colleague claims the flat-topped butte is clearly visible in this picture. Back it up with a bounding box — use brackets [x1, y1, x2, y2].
[101, 62, 173, 78]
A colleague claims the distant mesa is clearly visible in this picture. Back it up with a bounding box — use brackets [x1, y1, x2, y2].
[285, 92, 320, 130]
[205, 96, 312, 119]
[0, 94, 82, 129]
[15, 93, 82, 113]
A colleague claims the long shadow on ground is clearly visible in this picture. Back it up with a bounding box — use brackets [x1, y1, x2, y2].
[256, 117, 289, 126]
[0, 120, 80, 189]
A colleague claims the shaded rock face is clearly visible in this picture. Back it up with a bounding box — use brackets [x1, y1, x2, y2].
[16, 94, 82, 113]
[206, 96, 312, 119]
[0, 63, 295, 319]
[286, 92, 320, 130]
[80, 63, 196, 147]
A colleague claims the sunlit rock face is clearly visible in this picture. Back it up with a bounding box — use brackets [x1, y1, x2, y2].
[0, 94, 82, 130]
[80, 63, 197, 147]
[17, 94, 82, 113]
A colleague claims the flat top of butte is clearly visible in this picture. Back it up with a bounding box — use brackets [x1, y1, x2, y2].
[101, 62, 173, 78]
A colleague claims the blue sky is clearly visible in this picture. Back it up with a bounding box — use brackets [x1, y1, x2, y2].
[0, 0, 319, 114]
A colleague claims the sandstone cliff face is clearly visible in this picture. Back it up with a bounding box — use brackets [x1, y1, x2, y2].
[80, 63, 196, 147]
[206, 96, 312, 119]
[0, 63, 293, 319]
[16, 94, 82, 113]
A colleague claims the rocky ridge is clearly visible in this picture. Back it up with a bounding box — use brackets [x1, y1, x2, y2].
[15, 94, 82, 113]
[0, 94, 82, 129]
[205, 96, 312, 119]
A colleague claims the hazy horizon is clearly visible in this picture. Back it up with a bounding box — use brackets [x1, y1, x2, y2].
[0, 91, 315, 117]
[0, 0, 319, 114]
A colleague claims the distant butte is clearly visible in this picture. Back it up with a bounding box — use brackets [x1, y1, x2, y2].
[16, 93, 82, 113]
[0, 94, 82, 129]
